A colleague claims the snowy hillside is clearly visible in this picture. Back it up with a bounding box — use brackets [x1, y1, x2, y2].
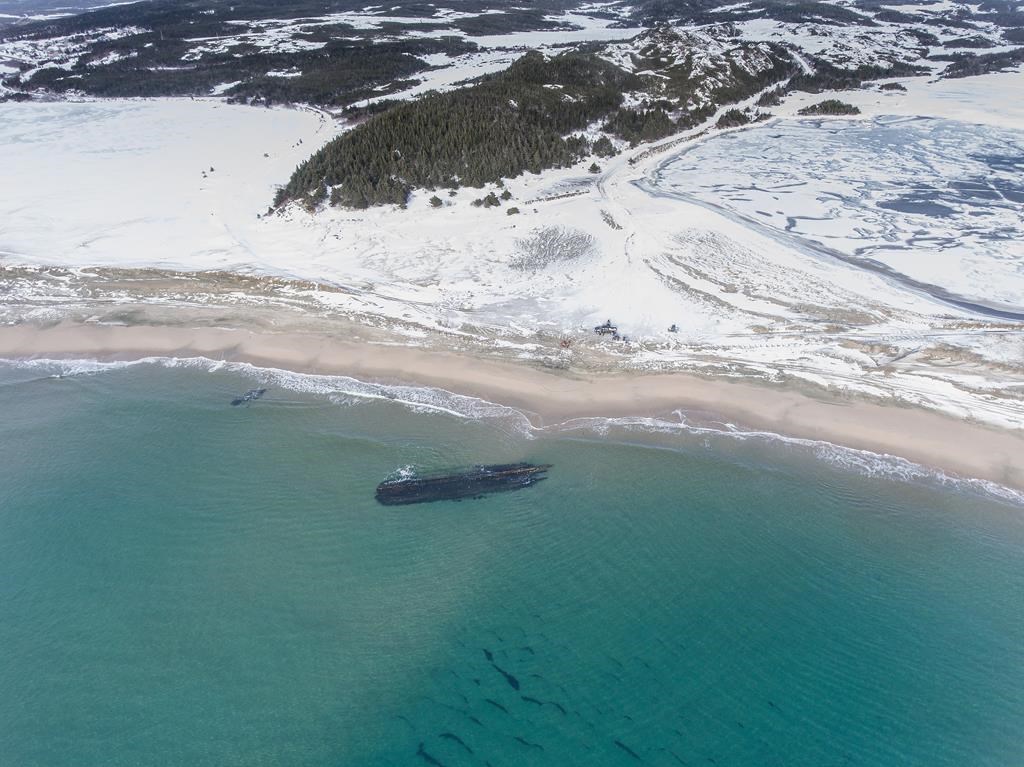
[2, 0, 1022, 107]
[600, 24, 795, 114]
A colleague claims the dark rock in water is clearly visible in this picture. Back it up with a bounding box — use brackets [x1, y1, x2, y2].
[439, 732, 473, 754]
[416, 743, 447, 767]
[514, 736, 545, 751]
[491, 663, 520, 690]
[521, 695, 567, 714]
[375, 463, 551, 505]
[615, 740, 643, 761]
[230, 388, 267, 406]
[484, 698, 508, 714]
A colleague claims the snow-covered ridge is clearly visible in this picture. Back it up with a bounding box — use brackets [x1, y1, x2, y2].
[0, 2, 646, 103]
[734, 16, 932, 70]
[601, 24, 791, 111]
[0, 24, 146, 78]
[3, 0, 1019, 107]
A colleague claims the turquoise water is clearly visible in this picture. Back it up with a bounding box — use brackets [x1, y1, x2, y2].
[2, 360, 1023, 766]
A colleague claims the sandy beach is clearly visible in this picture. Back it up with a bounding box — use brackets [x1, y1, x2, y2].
[2, 321, 1022, 491]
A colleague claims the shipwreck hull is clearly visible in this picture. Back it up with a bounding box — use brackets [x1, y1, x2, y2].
[375, 463, 551, 506]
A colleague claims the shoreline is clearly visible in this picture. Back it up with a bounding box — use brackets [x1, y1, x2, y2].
[2, 322, 1024, 492]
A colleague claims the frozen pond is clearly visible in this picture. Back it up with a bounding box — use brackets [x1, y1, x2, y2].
[644, 116, 1024, 314]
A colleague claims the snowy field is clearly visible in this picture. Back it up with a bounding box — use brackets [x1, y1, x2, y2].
[645, 116, 1024, 314]
[0, 99, 336, 270]
[1, 71, 1023, 430]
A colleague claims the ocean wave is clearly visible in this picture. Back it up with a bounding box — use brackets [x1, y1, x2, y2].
[3, 355, 1021, 506]
[549, 411, 1024, 506]
[0, 355, 536, 434]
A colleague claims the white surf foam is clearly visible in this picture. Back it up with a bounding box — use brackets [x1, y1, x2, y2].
[3, 355, 1021, 506]
[0, 355, 537, 433]
[549, 410, 1024, 506]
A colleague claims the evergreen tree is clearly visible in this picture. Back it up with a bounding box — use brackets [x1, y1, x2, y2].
[593, 136, 616, 157]
[277, 51, 638, 209]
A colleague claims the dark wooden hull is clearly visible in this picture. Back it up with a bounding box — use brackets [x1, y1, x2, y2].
[375, 463, 551, 506]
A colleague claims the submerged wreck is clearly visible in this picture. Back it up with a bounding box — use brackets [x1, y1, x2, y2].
[231, 388, 267, 406]
[375, 463, 551, 506]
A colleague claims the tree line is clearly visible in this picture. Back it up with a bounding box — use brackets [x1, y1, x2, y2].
[276, 51, 641, 209]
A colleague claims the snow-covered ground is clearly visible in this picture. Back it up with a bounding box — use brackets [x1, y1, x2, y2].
[646, 116, 1024, 313]
[352, 12, 645, 108]
[779, 70, 1024, 130]
[732, 0, 1013, 73]
[1, 69, 1023, 430]
[0, 98, 335, 271]
[735, 16, 931, 70]
[0, 4, 643, 99]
